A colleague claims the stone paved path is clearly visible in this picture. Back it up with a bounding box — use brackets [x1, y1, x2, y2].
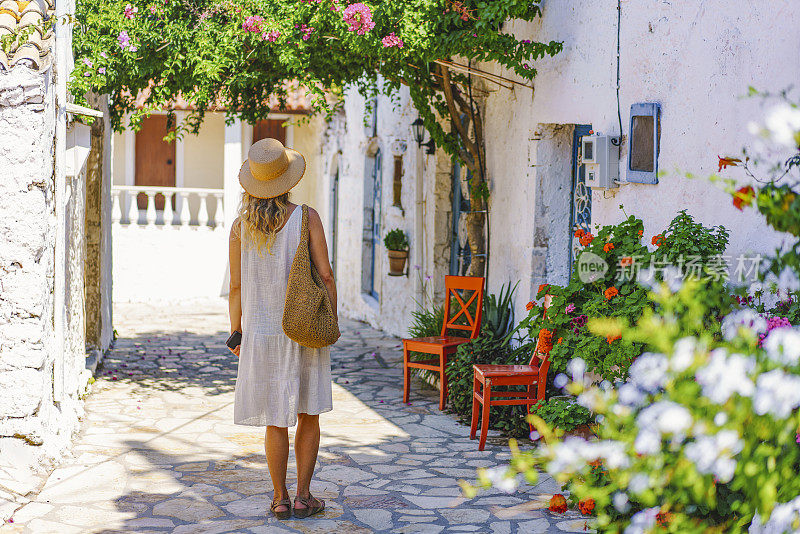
[3, 299, 591, 533]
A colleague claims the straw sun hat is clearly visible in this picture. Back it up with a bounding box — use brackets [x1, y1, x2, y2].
[239, 138, 306, 199]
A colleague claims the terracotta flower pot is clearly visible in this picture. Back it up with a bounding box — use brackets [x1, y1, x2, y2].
[387, 249, 408, 276]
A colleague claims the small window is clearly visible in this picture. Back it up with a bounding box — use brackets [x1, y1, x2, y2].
[582, 138, 595, 163]
[627, 103, 660, 184]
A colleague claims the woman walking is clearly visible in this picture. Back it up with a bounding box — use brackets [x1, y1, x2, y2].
[227, 138, 337, 520]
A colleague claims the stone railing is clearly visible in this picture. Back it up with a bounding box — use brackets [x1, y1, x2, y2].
[112, 185, 225, 229]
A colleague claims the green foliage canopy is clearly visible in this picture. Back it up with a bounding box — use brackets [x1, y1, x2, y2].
[70, 0, 562, 153]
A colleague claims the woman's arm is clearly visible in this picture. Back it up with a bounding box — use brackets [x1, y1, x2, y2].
[228, 218, 242, 356]
[308, 207, 338, 317]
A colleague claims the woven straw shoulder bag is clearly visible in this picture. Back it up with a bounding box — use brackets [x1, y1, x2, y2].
[282, 205, 340, 348]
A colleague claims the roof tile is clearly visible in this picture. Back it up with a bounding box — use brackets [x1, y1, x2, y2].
[0, 0, 53, 72]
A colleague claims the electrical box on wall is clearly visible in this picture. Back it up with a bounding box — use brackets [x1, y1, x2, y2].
[580, 134, 619, 189]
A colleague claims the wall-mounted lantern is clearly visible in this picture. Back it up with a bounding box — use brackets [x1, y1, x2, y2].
[411, 117, 436, 155]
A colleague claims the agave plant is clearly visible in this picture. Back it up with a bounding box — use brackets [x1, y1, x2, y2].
[483, 282, 518, 338]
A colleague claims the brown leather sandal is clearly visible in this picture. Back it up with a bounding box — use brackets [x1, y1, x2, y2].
[270, 497, 292, 520]
[293, 494, 325, 519]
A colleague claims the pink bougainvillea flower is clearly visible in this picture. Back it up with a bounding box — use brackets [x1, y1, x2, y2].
[149, 5, 157, 14]
[381, 32, 404, 48]
[98, 67, 106, 74]
[82, 58, 93, 67]
[83, 71, 91, 77]
[242, 15, 264, 33]
[342, 3, 375, 35]
[262, 30, 281, 42]
[565, 303, 576, 314]
[123, 3, 138, 19]
[117, 30, 131, 49]
[128, 45, 138, 53]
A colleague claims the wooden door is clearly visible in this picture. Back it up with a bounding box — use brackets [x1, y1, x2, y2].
[253, 119, 287, 145]
[135, 115, 176, 210]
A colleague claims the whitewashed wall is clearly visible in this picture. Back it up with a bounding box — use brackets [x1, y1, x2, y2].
[318, 0, 800, 336]
[318, 87, 446, 338]
[475, 0, 800, 321]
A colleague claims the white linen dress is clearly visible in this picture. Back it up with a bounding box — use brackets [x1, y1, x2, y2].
[233, 207, 333, 427]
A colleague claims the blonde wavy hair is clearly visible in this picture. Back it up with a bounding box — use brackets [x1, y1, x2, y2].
[237, 192, 291, 255]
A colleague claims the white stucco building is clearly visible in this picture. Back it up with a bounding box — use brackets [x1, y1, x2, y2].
[0, 0, 113, 517]
[316, 0, 800, 338]
[109, 98, 331, 301]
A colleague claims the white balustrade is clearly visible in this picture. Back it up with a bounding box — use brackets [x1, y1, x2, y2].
[111, 185, 225, 230]
[197, 192, 210, 228]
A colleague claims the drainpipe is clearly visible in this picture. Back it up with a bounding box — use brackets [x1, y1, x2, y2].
[414, 142, 425, 307]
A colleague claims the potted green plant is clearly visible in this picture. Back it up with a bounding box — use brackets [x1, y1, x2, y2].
[384, 228, 409, 276]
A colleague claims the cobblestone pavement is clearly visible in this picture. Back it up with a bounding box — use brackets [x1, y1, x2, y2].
[4, 299, 592, 533]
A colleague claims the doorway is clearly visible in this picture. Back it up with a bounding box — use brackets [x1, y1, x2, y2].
[253, 119, 287, 145]
[568, 124, 593, 272]
[135, 115, 175, 210]
[361, 150, 382, 298]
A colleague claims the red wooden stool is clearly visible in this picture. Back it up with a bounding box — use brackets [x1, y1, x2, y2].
[470, 299, 553, 450]
[403, 275, 485, 410]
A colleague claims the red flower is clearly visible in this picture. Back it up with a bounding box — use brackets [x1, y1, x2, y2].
[549, 494, 568, 514]
[538, 283, 549, 294]
[537, 329, 554, 354]
[604, 287, 619, 300]
[574, 228, 585, 238]
[557, 337, 563, 344]
[733, 185, 755, 211]
[580, 233, 594, 246]
[651, 234, 665, 247]
[656, 511, 672, 527]
[718, 155, 742, 172]
[603, 242, 615, 252]
[607, 333, 621, 344]
[620, 256, 633, 267]
[578, 498, 595, 516]
[637, 229, 643, 237]
[526, 301, 536, 311]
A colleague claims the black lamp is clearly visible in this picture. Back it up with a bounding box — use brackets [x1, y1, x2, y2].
[411, 117, 425, 146]
[423, 138, 436, 155]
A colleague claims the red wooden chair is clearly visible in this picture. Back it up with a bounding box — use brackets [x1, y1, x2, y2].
[403, 275, 486, 410]
[470, 298, 553, 451]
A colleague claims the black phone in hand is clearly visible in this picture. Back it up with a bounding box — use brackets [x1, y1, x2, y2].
[226, 331, 242, 349]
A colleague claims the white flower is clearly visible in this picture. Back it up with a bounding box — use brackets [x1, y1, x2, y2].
[763, 328, 800, 366]
[695, 349, 756, 404]
[663, 266, 684, 293]
[553, 373, 569, 388]
[634, 401, 693, 454]
[764, 104, 800, 149]
[685, 430, 743, 483]
[613, 492, 630, 513]
[749, 281, 764, 294]
[568, 358, 586, 383]
[545, 437, 629, 476]
[721, 309, 768, 340]
[778, 268, 800, 296]
[618, 383, 646, 407]
[714, 412, 728, 426]
[625, 507, 659, 534]
[628, 473, 650, 495]
[749, 496, 800, 534]
[671, 337, 699, 372]
[629, 353, 669, 392]
[637, 400, 693, 435]
[753, 369, 800, 419]
[482, 466, 519, 493]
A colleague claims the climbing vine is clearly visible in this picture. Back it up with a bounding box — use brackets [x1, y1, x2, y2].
[71, 0, 562, 276]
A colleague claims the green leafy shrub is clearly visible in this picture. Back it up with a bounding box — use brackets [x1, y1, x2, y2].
[445, 330, 533, 437]
[531, 397, 593, 433]
[384, 229, 409, 251]
[515, 210, 732, 382]
[483, 282, 517, 339]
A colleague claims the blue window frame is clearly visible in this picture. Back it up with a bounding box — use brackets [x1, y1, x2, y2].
[627, 102, 661, 184]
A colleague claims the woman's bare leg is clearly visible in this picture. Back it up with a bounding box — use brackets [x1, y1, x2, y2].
[266, 426, 290, 513]
[294, 413, 321, 508]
